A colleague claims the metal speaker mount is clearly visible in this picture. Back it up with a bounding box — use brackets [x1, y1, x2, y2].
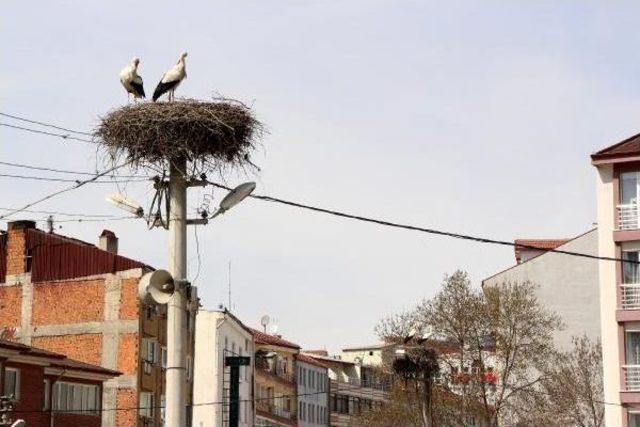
[139, 269, 175, 304]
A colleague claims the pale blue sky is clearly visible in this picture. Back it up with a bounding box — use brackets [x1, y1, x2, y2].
[3, 1, 640, 351]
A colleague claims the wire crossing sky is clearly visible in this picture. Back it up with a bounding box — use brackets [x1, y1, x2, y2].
[3, 1, 640, 351]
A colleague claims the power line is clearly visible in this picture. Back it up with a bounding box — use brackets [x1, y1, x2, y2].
[0, 160, 136, 221]
[0, 160, 146, 178]
[0, 122, 93, 143]
[0, 112, 93, 136]
[0, 207, 126, 218]
[0, 172, 148, 184]
[207, 181, 630, 265]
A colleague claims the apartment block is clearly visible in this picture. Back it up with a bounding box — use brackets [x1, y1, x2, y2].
[295, 353, 329, 427]
[592, 135, 640, 427]
[0, 220, 195, 427]
[252, 329, 299, 427]
[0, 338, 120, 427]
[193, 309, 256, 427]
[482, 230, 600, 350]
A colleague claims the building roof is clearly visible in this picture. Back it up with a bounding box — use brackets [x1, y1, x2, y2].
[0, 221, 151, 282]
[304, 349, 329, 356]
[250, 328, 300, 350]
[483, 229, 597, 286]
[342, 343, 394, 352]
[306, 353, 355, 366]
[0, 339, 121, 377]
[297, 353, 328, 369]
[591, 132, 640, 163]
[514, 238, 570, 262]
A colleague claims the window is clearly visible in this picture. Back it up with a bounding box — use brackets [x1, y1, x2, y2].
[628, 328, 640, 365]
[145, 304, 154, 320]
[161, 346, 167, 369]
[630, 413, 640, 427]
[622, 172, 640, 205]
[625, 251, 640, 284]
[3, 368, 19, 399]
[140, 392, 155, 418]
[143, 338, 159, 374]
[187, 356, 193, 381]
[43, 379, 50, 410]
[53, 382, 100, 415]
[160, 394, 166, 425]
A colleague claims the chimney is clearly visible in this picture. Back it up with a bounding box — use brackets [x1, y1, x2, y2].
[6, 220, 36, 276]
[98, 230, 118, 254]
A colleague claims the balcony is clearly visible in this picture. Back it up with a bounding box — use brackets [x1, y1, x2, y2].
[256, 365, 295, 385]
[622, 284, 640, 310]
[256, 400, 296, 424]
[618, 204, 640, 230]
[624, 365, 640, 391]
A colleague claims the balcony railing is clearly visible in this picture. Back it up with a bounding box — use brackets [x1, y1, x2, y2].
[622, 284, 640, 310]
[624, 365, 640, 391]
[618, 204, 640, 230]
[256, 400, 295, 420]
[256, 366, 295, 384]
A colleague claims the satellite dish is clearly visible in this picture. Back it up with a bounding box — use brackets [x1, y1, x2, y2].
[138, 270, 175, 304]
[260, 315, 270, 332]
[11, 421, 26, 427]
[213, 182, 256, 217]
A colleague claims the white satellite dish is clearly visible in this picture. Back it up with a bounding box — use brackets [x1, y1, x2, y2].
[106, 193, 144, 217]
[138, 270, 175, 304]
[11, 421, 26, 427]
[212, 182, 256, 217]
[260, 315, 270, 332]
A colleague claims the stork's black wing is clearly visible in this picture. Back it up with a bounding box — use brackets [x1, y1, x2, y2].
[152, 80, 180, 102]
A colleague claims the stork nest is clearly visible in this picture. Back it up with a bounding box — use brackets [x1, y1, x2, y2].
[95, 98, 263, 174]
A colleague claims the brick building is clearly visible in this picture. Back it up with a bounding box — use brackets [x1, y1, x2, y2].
[0, 338, 119, 427]
[0, 220, 196, 427]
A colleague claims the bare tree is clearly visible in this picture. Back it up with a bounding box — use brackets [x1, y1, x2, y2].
[375, 271, 563, 427]
[516, 336, 604, 427]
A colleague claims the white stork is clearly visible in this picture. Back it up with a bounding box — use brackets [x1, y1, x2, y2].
[119, 57, 145, 101]
[153, 52, 187, 102]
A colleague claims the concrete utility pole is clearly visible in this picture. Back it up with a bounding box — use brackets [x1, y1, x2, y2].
[166, 158, 188, 427]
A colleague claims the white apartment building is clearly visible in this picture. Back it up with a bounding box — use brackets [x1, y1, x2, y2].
[193, 309, 256, 427]
[593, 134, 640, 427]
[296, 354, 330, 427]
[482, 230, 600, 350]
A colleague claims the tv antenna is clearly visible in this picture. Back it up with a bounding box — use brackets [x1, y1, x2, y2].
[260, 315, 270, 333]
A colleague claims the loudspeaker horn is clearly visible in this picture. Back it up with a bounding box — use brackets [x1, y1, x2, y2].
[138, 269, 175, 304]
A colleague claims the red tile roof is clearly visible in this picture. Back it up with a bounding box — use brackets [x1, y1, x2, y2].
[0, 339, 120, 376]
[297, 353, 328, 369]
[250, 328, 300, 350]
[591, 132, 640, 162]
[514, 238, 570, 262]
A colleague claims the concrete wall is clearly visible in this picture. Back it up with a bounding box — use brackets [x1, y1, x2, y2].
[483, 229, 600, 351]
[596, 164, 623, 427]
[193, 310, 255, 427]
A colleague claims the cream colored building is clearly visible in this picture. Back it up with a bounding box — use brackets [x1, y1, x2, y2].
[193, 310, 255, 427]
[592, 134, 640, 427]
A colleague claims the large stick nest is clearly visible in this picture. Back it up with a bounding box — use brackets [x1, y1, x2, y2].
[95, 98, 263, 174]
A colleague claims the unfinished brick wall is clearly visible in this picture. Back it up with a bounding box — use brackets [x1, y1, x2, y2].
[0, 286, 21, 327]
[119, 278, 140, 320]
[118, 332, 139, 375]
[32, 279, 105, 325]
[33, 334, 103, 365]
[116, 389, 137, 427]
[5, 225, 27, 276]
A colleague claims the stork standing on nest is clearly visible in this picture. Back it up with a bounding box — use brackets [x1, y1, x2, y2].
[153, 52, 188, 102]
[119, 57, 145, 101]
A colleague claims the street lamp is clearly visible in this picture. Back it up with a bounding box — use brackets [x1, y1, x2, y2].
[212, 182, 256, 218]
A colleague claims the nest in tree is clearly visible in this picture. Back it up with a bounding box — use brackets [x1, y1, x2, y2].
[95, 98, 263, 173]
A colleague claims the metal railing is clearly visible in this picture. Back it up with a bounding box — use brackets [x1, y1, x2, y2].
[256, 366, 295, 384]
[622, 284, 640, 310]
[256, 400, 295, 420]
[618, 204, 640, 230]
[624, 365, 640, 391]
